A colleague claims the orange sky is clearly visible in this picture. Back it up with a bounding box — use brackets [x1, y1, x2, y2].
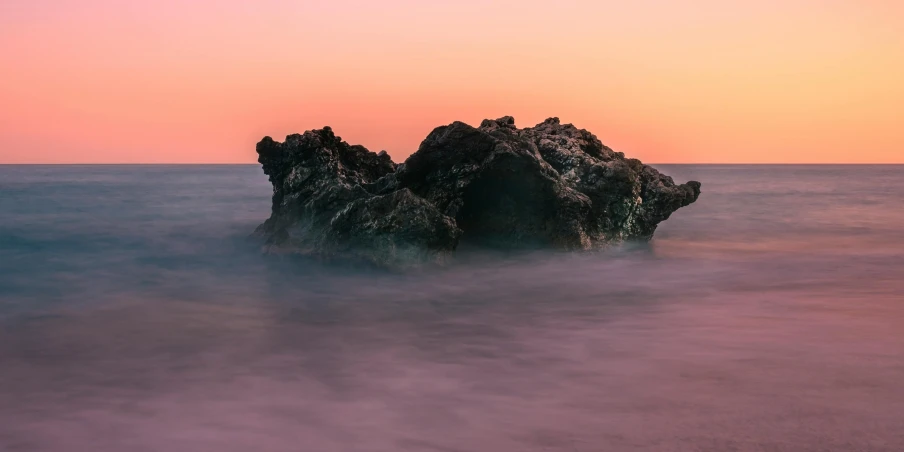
[1, 0, 902, 163]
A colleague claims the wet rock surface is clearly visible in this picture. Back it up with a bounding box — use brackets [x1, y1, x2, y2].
[255, 117, 701, 267]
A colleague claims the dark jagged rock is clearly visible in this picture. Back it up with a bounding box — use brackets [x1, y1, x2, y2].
[255, 117, 701, 267]
[254, 127, 459, 267]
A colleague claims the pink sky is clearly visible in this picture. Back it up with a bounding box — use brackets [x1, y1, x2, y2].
[1, 0, 902, 163]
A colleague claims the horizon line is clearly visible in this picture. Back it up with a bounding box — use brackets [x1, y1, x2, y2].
[1, 162, 903, 166]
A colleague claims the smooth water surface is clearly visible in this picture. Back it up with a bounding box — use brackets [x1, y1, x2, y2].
[1, 165, 903, 451]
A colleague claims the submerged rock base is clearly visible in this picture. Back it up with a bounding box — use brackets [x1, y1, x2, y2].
[255, 116, 701, 267]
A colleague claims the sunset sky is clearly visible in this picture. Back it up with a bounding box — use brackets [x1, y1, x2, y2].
[1, 0, 902, 164]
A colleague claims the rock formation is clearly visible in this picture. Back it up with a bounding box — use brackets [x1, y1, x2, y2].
[255, 117, 701, 267]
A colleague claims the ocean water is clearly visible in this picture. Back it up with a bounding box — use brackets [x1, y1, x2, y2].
[1, 164, 903, 451]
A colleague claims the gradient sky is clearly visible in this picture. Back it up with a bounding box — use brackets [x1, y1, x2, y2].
[1, 0, 902, 163]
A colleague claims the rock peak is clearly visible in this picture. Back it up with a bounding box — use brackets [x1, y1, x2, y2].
[479, 116, 517, 129]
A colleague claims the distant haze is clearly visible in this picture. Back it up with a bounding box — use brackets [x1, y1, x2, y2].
[1, 0, 902, 164]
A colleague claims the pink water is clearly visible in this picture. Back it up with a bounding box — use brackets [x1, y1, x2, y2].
[1, 165, 902, 451]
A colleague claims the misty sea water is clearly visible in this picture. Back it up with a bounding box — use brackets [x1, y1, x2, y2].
[1, 164, 903, 451]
